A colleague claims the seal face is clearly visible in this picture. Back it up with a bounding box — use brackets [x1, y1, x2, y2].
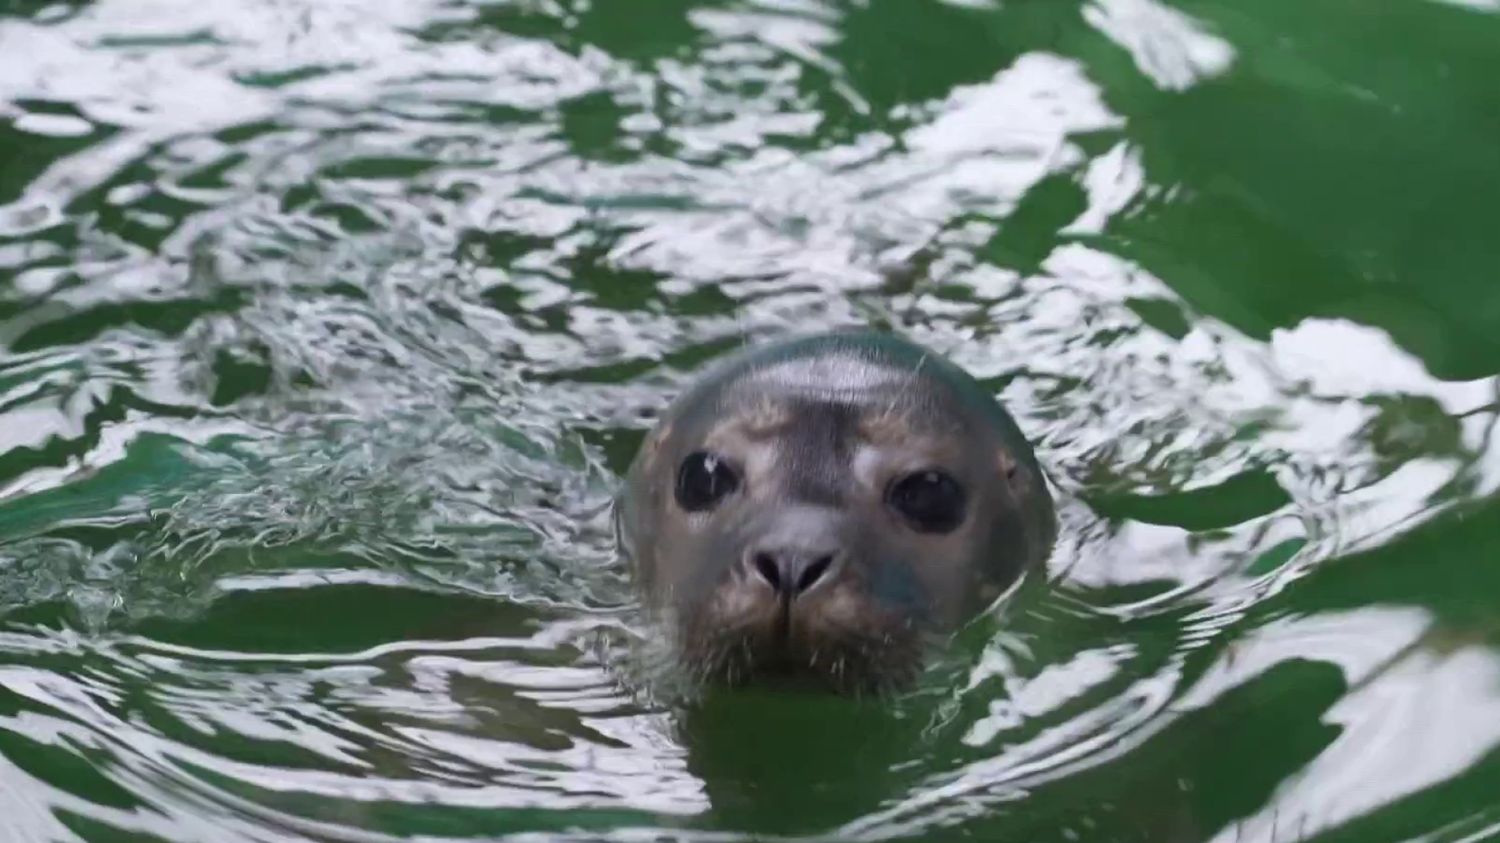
[616, 332, 1056, 692]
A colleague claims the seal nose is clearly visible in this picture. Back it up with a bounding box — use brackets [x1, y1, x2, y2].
[746, 547, 841, 598]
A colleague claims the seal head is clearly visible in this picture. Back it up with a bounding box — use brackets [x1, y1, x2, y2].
[616, 332, 1055, 692]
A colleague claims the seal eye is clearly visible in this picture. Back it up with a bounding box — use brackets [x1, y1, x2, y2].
[676, 451, 740, 512]
[888, 469, 966, 533]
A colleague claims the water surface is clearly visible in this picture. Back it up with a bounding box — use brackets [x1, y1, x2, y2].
[3, 0, 1500, 840]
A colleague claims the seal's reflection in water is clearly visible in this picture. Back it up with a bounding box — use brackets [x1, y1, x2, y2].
[672, 599, 1334, 842]
[678, 686, 934, 835]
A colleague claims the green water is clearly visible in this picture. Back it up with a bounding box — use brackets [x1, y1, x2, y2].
[2, 0, 1500, 840]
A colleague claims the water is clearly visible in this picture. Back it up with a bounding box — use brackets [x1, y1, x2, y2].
[2, 0, 1500, 840]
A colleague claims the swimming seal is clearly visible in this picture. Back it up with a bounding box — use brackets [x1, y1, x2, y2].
[615, 331, 1055, 692]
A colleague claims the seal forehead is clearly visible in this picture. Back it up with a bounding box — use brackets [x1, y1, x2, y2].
[702, 351, 960, 449]
[710, 394, 792, 440]
[739, 352, 927, 403]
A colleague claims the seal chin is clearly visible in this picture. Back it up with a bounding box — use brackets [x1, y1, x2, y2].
[676, 580, 928, 694]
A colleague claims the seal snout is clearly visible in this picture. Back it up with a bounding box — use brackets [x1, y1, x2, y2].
[737, 504, 848, 607]
[745, 545, 842, 600]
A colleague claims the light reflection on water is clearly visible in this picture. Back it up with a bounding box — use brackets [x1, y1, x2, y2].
[2, 0, 1500, 840]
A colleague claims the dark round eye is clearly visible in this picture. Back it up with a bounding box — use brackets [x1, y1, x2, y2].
[675, 451, 740, 512]
[887, 469, 967, 533]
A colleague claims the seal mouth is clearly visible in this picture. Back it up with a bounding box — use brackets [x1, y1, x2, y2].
[769, 592, 795, 646]
[678, 603, 928, 695]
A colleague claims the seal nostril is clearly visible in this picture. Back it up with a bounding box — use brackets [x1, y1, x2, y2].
[753, 552, 782, 591]
[796, 554, 835, 594]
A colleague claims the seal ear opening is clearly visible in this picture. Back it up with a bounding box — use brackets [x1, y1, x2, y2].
[996, 446, 1057, 567]
[996, 448, 1045, 504]
[996, 448, 1020, 485]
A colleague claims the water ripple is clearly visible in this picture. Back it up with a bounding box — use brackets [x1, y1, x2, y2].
[3, 0, 1500, 839]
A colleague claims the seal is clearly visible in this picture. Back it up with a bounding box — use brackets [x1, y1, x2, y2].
[615, 331, 1055, 692]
